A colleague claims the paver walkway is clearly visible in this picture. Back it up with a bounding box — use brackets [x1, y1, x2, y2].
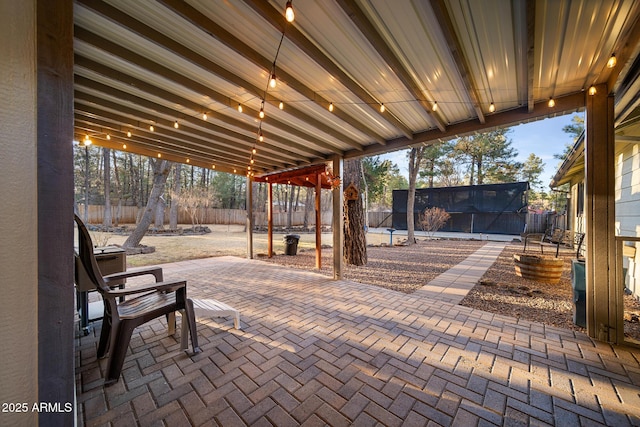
[416, 242, 507, 304]
[76, 251, 640, 426]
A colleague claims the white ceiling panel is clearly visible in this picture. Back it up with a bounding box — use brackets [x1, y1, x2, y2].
[72, 0, 640, 175]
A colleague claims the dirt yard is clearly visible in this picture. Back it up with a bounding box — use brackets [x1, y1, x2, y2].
[91, 226, 640, 343]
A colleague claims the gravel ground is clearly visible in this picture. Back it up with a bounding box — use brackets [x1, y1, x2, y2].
[264, 239, 640, 341]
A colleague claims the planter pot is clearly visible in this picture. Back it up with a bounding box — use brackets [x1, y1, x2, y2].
[513, 254, 564, 284]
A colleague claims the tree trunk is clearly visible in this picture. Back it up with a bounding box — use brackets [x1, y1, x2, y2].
[344, 159, 367, 265]
[82, 146, 90, 223]
[154, 197, 165, 228]
[286, 185, 294, 229]
[170, 163, 181, 230]
[303, 187, 313, 230]
[407, 147, 425, 245]
[122, 159, 172, 248]
[112, 150, 122, 226]
[103, 148, 112, 227]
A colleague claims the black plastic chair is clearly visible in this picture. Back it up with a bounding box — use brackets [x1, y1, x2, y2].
[74, 214, 200, 385]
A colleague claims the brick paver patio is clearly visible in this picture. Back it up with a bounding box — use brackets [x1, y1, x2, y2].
[76, 247, 640, 426]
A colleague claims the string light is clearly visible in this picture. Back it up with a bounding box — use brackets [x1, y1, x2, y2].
[258, 131, 264, 142]
[149, 124, 155, 132]
[238, 104, 243, 113]
[252, 148, 257, 154]
[607, 54, 617, 68]
[157, 153, 162, 158]
[212, 164, 215, 169]
[285, 1, 294, 22]
[329, 102, 334, 112]
[127, 131, 132, 137]
[259, 101, 265, 119]
[489, 102, 495, 113]
[106, 134, 111, 140]
[269, 72, 277, 88]
[432, 102, 438, 112]
[202, 112, 208, 120]
[122, 144, 127, 149]
[380, 103, 385, 113]
[279, 101, 284, 110]
[588, 85, 597, 96]
[548, 98, 555, 108]
[186, 158, 190, 163]
[174, 121, 179, 129]
[83, 135, 92, 146]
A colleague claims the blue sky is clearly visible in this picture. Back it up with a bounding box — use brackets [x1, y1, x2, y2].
[380, 112, 583, 188]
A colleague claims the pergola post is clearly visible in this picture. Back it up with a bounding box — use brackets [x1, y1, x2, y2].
[584, 84, 617, 342]
[332, 156, 344, 280]
[268, 182, 273, 257]
[246, 176, 253, 259]
[315, 173, 322, 269]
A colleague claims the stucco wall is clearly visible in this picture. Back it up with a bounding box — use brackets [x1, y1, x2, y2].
[0, 1, 39, 425]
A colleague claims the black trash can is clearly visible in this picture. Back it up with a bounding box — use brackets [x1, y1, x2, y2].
[283, 234, 300, 256]
[571, 259, 586, 327]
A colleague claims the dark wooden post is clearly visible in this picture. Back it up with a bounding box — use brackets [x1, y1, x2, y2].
[315, 173, 322, 269]
[268, 182, 273, 257]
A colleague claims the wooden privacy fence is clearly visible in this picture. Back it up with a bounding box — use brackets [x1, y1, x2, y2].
[77, 205, 540, 232]
[78, 205, 333, 227]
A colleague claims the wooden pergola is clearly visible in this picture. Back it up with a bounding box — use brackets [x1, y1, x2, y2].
[254, 164, 340, 269]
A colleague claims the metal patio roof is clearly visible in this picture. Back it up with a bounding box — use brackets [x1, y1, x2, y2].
[73, 0, 640, 177]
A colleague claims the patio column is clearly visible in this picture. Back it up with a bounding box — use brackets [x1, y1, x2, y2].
[268, 182, 273, 257]
[584, 84, 617, 342]
[316, 173, 322, 269]
[332, 156, 344, 279]
[246, 176, 253, 259]
[1, 1, 74, 425]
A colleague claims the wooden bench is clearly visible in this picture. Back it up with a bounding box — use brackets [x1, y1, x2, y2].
[523, 228, 566, 257]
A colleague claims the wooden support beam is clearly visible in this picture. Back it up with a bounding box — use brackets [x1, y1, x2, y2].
[315, 173, 322, 270]
[332, 156, 344, 280]
[268, 183, 273, 258]
[246, 177, 253, 259]
[584, 84, 617, 342]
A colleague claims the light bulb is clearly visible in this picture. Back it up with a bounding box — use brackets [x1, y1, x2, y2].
[329, 102, 334, 112]
[238, 104, 243, 113]
[157, 153, 162, 158]
[432, 102, 438, 112]
[548, 98, 555, 108]
[212, 164, 215, 169]
[252, 148, 257, 154]
[127, 131, 132, 137]
[233, 169, 237, 173]
[122, 144, 127, 149]
[489, 102, 495, 113]
[250, 158, 254, 164]
[279, 101, 284, 110]
[380, 103, 385, 113]
[149, 125, 154, 132]
[174, 121, 179, 129]
[607, 54, 617, 69]
[186, 158, 190, 163]
[588, 85, 597, 96]
[202, 112, 208, 120]
[83, 135, 92, 146]
[285, 1, 294, 22]
[269, 73, 277, 88]
[106, 134, 111, 140]
[258, 131, 264, 142]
